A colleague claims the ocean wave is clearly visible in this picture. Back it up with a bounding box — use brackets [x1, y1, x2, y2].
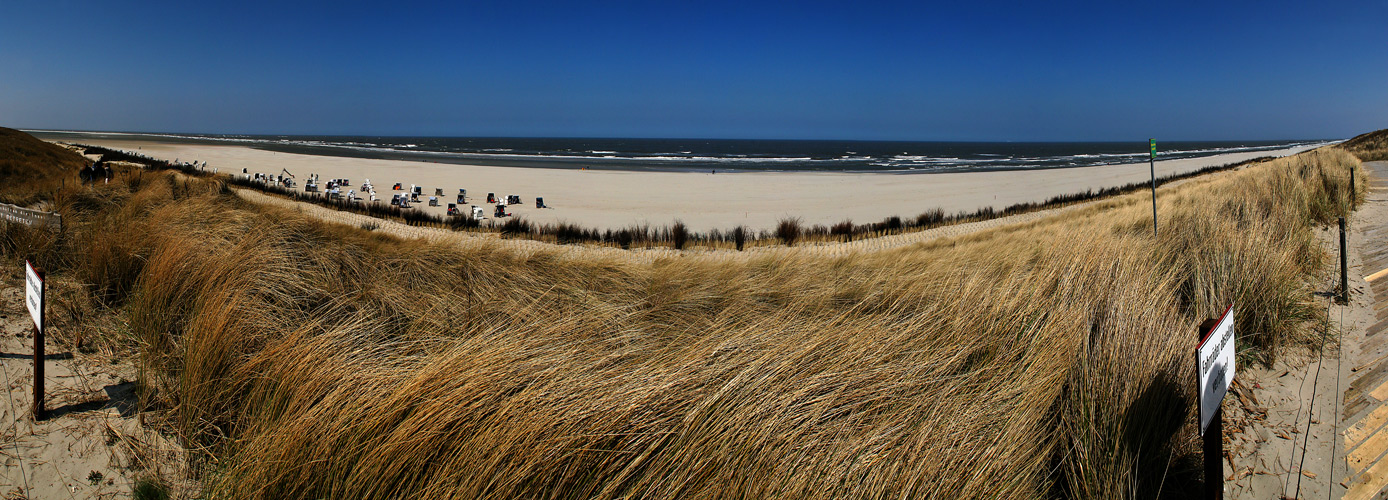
[31, 130, 1333, 173]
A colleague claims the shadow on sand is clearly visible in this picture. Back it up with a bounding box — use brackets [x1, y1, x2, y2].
[0, 351, 74, 360]
[43, 381, 138, 420]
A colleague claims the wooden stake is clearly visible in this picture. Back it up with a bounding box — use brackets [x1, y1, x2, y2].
[1341, 216, 1349, 304]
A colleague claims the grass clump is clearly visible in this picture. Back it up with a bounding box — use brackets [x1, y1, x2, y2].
[670, 220, 688, 250]
[830, 219, 855, 241]
[132, 476, 171, 500]
[498, 216, 533, 237]
[775, 217, 802, 246]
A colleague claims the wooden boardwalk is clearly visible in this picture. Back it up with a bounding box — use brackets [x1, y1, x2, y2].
[1341, 161, 1388, 500]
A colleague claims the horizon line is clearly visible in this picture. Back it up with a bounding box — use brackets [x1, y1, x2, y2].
[16, 127, 1340, 145]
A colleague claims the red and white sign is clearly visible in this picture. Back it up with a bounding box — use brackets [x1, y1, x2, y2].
[1197, 304, 1235, 435]
[25, 260, 43, 331]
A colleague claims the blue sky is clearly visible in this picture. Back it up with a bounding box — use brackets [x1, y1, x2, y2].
[2, 0, 1384, 140]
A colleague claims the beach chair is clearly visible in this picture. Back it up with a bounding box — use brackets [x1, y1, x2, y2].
[428, 197, 439, 207]
[447, 203, 458, 216]
[457, 194, 466, 204]
[487, 193, 496, 203]
[435, 188, 444, 196]
[536, 197, 545, 209]
[472, 205, 485, 220]
[393, 183, 402, 190]
[494, 204, 507, 218]
[507, 195, 521, 205]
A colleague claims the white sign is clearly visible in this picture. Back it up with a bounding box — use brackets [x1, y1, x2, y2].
[1198, 305, 1235, 435]
[25, 260, 43, 331]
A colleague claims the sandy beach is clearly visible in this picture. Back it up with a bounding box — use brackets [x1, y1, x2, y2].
[47, 136, 1319, 232]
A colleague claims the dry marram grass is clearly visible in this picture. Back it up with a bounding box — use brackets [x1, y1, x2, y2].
[0, 141, 1368, 498]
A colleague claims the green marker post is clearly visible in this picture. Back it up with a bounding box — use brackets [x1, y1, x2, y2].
[1149, 139, 1157, 237]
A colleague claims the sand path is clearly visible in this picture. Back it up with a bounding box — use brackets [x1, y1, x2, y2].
[1217, 161, 1384, 499]
[1331, 161, 1388, 500]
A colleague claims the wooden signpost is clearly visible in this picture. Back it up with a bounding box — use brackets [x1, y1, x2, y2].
[1197, 304, 1235, 499]
[25, 259, 45, 419]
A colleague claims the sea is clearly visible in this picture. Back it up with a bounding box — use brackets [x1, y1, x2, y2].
[30, 130, 1335, 174]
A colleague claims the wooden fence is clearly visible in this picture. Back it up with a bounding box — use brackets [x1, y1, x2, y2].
[0, 203, 62, 231]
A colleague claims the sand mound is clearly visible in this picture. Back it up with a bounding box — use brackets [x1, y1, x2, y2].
[1341, 128, 1388, 162]
[0, 128, 85, 181]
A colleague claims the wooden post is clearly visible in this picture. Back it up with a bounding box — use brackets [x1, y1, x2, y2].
[33, 317, 43, 421]
[1352, 166, 1357, 205]
[1199, 318, 1223, 499]
[30, 262, 44, 421]
[1341, 216, 1349, 304]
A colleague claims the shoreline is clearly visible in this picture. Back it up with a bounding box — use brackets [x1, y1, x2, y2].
[44, 134, 1321, 232]
[28, 129, 1331, 174]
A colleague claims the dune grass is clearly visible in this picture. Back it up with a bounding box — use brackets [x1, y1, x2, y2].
[0, 127, 88, 205]
[1341, 128, 1388, 162]
[0, 138, 1367, 498]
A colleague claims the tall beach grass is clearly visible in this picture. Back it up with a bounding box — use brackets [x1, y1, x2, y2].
[0, 138, 1371, 498]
